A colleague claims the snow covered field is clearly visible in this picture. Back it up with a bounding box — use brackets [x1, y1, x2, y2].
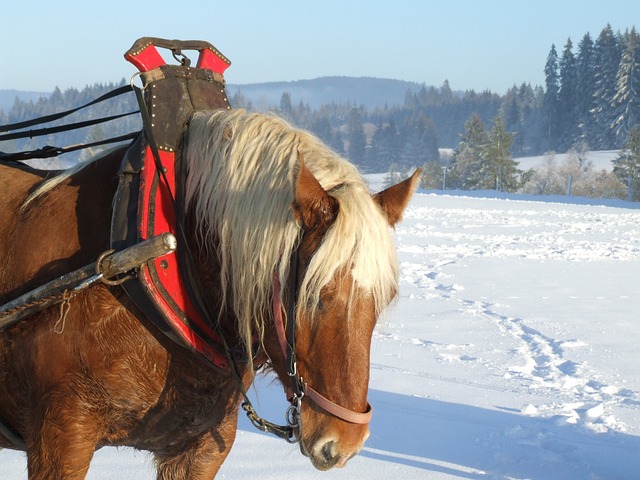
[2, 188, 640, 479]
[516, 150, 620, 172]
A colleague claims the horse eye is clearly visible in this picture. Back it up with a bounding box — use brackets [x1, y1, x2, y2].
[317, 299, 325, 312]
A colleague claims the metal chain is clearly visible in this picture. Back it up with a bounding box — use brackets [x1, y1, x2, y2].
[241, 400, 297, 443]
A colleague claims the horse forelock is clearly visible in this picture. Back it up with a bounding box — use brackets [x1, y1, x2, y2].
[184, 109, 398, 357]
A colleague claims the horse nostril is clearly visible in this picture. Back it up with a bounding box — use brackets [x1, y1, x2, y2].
[321, 440, 336, 463]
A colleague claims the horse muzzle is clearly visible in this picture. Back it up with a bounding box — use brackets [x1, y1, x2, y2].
[301, 429, 369, 471]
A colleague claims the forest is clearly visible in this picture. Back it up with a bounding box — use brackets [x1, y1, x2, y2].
[1, 24, 639, 199]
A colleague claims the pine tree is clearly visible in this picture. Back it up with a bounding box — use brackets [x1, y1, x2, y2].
[383, 163, 403, 188]
[613, 126, 640, 200]
[482, 116, 520, 191]
[399, 113, 440, 168]
[612, 27, 640, 146]
[576, 33, 596, 146]
[279, 92, 293, 120]
[558, 38, 579, 150]
[421, 160, 444, 190]
[501, 83, 537, 156]
[370, 121, 400, 172]
[449, 113, 489, 190]
[309, 113, 333, 146]
[346, 107, 367, 168]
[543, 44, 560, 151]
[591, 25, 622, 149]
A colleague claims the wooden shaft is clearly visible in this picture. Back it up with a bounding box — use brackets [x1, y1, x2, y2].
[0, 233, 176, 331]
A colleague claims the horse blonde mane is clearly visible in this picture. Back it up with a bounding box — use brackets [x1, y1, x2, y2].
[184, 109, 399, 359]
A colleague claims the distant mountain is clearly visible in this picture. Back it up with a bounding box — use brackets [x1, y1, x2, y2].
[1, 77, 420, 115]
[227, 76, 422, 110]
[0, 89, 50, 112]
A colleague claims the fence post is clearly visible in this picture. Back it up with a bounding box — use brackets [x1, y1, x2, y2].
[566, 175, 572, 196]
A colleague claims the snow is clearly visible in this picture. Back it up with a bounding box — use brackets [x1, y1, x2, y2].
[516, 150, 620, 172]
[2, 188, 640, 479]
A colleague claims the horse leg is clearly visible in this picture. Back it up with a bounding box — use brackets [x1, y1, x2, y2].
[26, 389, 99, 480]
[154, 421, 238, 480]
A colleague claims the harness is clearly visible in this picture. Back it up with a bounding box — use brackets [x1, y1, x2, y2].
[118, 38, 372, 440]
[0, 37, 372, 449]
[111, 37, 235, 371]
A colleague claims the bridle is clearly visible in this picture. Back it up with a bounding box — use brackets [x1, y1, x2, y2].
[273, 242, 372, 428]
[240, 245, 372, 443]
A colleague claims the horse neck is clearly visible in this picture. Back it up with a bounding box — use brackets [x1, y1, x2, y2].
[182, 211, 255, 351]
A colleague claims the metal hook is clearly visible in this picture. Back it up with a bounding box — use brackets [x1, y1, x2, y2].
[171, 49, 191, 67]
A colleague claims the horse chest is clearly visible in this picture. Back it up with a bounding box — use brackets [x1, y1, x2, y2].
[120, 364, 239, 453]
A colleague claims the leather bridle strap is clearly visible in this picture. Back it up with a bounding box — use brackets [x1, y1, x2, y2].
[272, 274, 373, 425]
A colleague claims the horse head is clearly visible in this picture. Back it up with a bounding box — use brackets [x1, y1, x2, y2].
[184, 109, 420, 471]
[265, 158, 421, 470]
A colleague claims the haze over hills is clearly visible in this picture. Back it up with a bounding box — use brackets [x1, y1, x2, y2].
[0, 89, 50, 112]
[226, 76, 423, 110]
[0, 77, 425, 114]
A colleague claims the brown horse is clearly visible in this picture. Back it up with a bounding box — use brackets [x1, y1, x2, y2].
[0, 108, 420, 479]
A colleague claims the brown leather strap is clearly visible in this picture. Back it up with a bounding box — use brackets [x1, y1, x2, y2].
[272, 275, 373, 424]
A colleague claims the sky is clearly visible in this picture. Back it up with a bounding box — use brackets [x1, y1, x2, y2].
[0, 1, 637, 95]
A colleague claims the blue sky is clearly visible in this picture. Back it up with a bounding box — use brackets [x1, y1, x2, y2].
[1, 1, 636, 94]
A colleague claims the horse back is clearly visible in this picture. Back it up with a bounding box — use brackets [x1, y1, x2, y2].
[0, 150, 124, 304]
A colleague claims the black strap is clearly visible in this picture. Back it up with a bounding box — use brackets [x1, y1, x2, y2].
[286, 244, 304, 398]
[0, 111, 139, 142]
[0, 416, 25, 450]
[132, 85, 175, 203]
[0, 85, 133, 133]
[0, 132, 138, 162]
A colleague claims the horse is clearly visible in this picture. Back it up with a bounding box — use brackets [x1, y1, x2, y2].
[0, 108, 420, 479]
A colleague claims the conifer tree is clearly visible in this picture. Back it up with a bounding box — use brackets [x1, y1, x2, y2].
[482, 116, 520, 191]
[370, 120, 400, 172]
[612, 27, 640, 146]
[279, 92, 293, 120]
[346, 107, 367, 168]
[613, 126, 640, 200]
[543, 44, 560, 151]
[591, 25, 622, 149]
[399, 113, 440, 168]
[558, 39, 579, 149]
[309, 114, 333, 147]
[449, 113, 489, 190]
[383, 163, 403, 188]
[420, 160, 444, 190]
[576, 33, 596, 146]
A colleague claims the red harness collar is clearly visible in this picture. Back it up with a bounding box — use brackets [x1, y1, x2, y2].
[112, 38, 235, 371]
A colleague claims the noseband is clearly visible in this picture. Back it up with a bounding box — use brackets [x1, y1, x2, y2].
[240, 262, 372, 444]
[271, 247, 373, 431]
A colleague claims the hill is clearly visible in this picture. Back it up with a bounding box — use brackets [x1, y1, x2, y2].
[0, 89, 50, 112]
[226, 76, 422, 110]
[1, 77, 422, 114]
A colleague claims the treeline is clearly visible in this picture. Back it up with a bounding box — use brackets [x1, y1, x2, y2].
[0, 80, 141, 164]
[541, 24, 640, 152]
[232, 24, 640, 179]
[1, 23, 638, 200]
[229, 81, 503, 172]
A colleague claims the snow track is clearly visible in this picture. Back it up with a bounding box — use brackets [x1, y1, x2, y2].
[390, 193, 640, 441]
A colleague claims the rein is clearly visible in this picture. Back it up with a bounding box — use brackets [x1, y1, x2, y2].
[271, 253, 373, 426]
[240, 246, 372, 444]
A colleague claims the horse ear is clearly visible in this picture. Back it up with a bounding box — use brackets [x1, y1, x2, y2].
[292, 156, 339, 231]
[373, 168, 422, 227]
